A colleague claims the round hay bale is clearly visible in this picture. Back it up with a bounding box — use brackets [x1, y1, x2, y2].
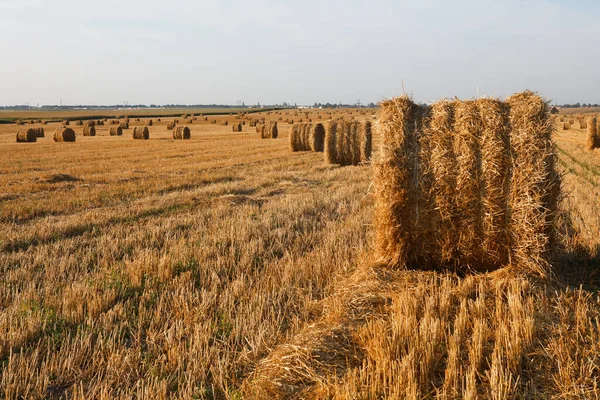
[34, 127, 45, 138]
[157, 118, 161, 122]
[119, 121, 129, 129]
[173, 126, 191, 140]
[54, 127, 76, 142]
[96, 120, 104, 126]
[16, 128, 37, 142]
[85, 120, 95, 127]
[221, 120, 229, 126]
[110, 126, 123, 136]
[83, 126, 96, 136]
[146, 119, 153, 127]
[75, 120, 83, 126]
[166, 122, 175, 130]
[233, 122, 242, 132]
[133, 126, 149, 140]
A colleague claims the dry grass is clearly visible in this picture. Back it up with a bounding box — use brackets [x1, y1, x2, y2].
[1, 105, 597, 399]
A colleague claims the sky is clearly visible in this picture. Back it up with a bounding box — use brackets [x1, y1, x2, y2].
[0, 0, 598, 106]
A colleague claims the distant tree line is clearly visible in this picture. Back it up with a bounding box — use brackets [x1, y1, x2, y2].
[556, 103, 600, 108]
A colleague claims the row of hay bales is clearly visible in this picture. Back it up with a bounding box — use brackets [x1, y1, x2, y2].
[259, 122, 278, 139]
[289, 123, 325, 152]
[374, 91, 560, 277]
[17, 125, 192, 141]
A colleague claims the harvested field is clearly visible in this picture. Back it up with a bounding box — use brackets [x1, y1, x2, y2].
[0, 104, 599, 399]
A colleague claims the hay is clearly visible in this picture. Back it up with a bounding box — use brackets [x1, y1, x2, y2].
[53, 127, 76, 142]
[374, 91, 559, 276]
[586, 117, 598, 150]
[232, 123, 242, 132]
[289, 124, 300, 151]
[96, 120, 104, 126]
[133, 126, 149, 140]
[562, 122, 570, 130]
[85, 120, 95, 127]
[109, 126, 123, 136]
[33, 127, 45, 138]
[270, 121, 278, 139]
[146, 119, 153, 127]
[119, 121, 129, 129]
[309, 123, 325, 152]
[324, 121, 338, 164]
[75, 120, 83, 126]
[166, 122, 175, 130]
[221, 120, 229, 126]
[324, 119, 371, 165]
[360, 120, 372, 162]
[16, 128, 37, 143]
[83, 125, 96, 136]
[172, 126, 191, 140]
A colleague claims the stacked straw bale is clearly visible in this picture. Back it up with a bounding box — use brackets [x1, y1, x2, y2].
[16, 128, 37, 142]
[374, 91, 560, 276]
[133, 126, 149, 140]
[110, 126, 123, 136]
[83, 126, 96, 136]
[587, 117, 599, 150]
[289, 123, 325, 152]
[54, 127, 76, 142]
[324, 120, 372, 165]
[173, 126, 191, 140]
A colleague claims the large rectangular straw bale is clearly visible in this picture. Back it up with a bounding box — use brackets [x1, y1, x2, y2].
[375, 91, 559, 276]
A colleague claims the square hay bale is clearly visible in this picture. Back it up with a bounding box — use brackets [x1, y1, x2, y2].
[374, 91, 560, 276]
[324, 120, 372, 166]
[587, 117, 599, 150]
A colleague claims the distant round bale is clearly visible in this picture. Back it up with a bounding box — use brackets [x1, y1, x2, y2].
[166, 122, 175, 130]
[119, 121, 129, 129]
[83, 126, 96, 136]
[96, 120, 104, 126]
[85, 120, 95, 127]
[146, 119, 153, 127]
[33, 127, 45, 137]
[110, 126, 123, 136]
[221, 120, 229, 126]
[54, 127, 76, 142]
[16, 128, 37, 142]
[75, 120, 83, 126]
[173, 126, 191, 140]
[232, 122, 242, 132]
[62, 120, 70, 126]
[133, 126, 149, 140]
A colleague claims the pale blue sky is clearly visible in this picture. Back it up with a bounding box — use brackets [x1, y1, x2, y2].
[0, 0, 598, 106]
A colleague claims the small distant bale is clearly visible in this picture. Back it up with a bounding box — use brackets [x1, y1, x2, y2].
[85, 120, 95, 127]
[33, 127, 45, 137]
[166, 122, 175, 130]
[232, 123, 242, 132]
[157, 118, 161, 122]
[133, 126, 149, 140]
[110, 126, 123, 136]
[173, 126, 191, 140]
[580, 121, 587, 129]
[261, 122, 278, 139]
[210, 119, 217, 124]
[83, 126, 96, 136]
[42, 121, 48, 125]
[54, 127, 76, 142]
[119, 121, 129, 129]
[96, 120, 104, 126]
[16, 128, 37, 142]
[221, 120, 229, 126]
[146, 119, 153, 127]
[563, 122, 570, 130]
[75, 120, 83, 126]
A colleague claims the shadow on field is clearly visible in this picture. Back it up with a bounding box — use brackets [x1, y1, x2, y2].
[552, 211, 600, 292]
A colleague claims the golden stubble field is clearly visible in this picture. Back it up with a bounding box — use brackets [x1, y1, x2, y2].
[1, 108, 599, 399]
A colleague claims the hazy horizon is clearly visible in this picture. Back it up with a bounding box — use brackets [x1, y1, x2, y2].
[1, 0, 598, 107]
